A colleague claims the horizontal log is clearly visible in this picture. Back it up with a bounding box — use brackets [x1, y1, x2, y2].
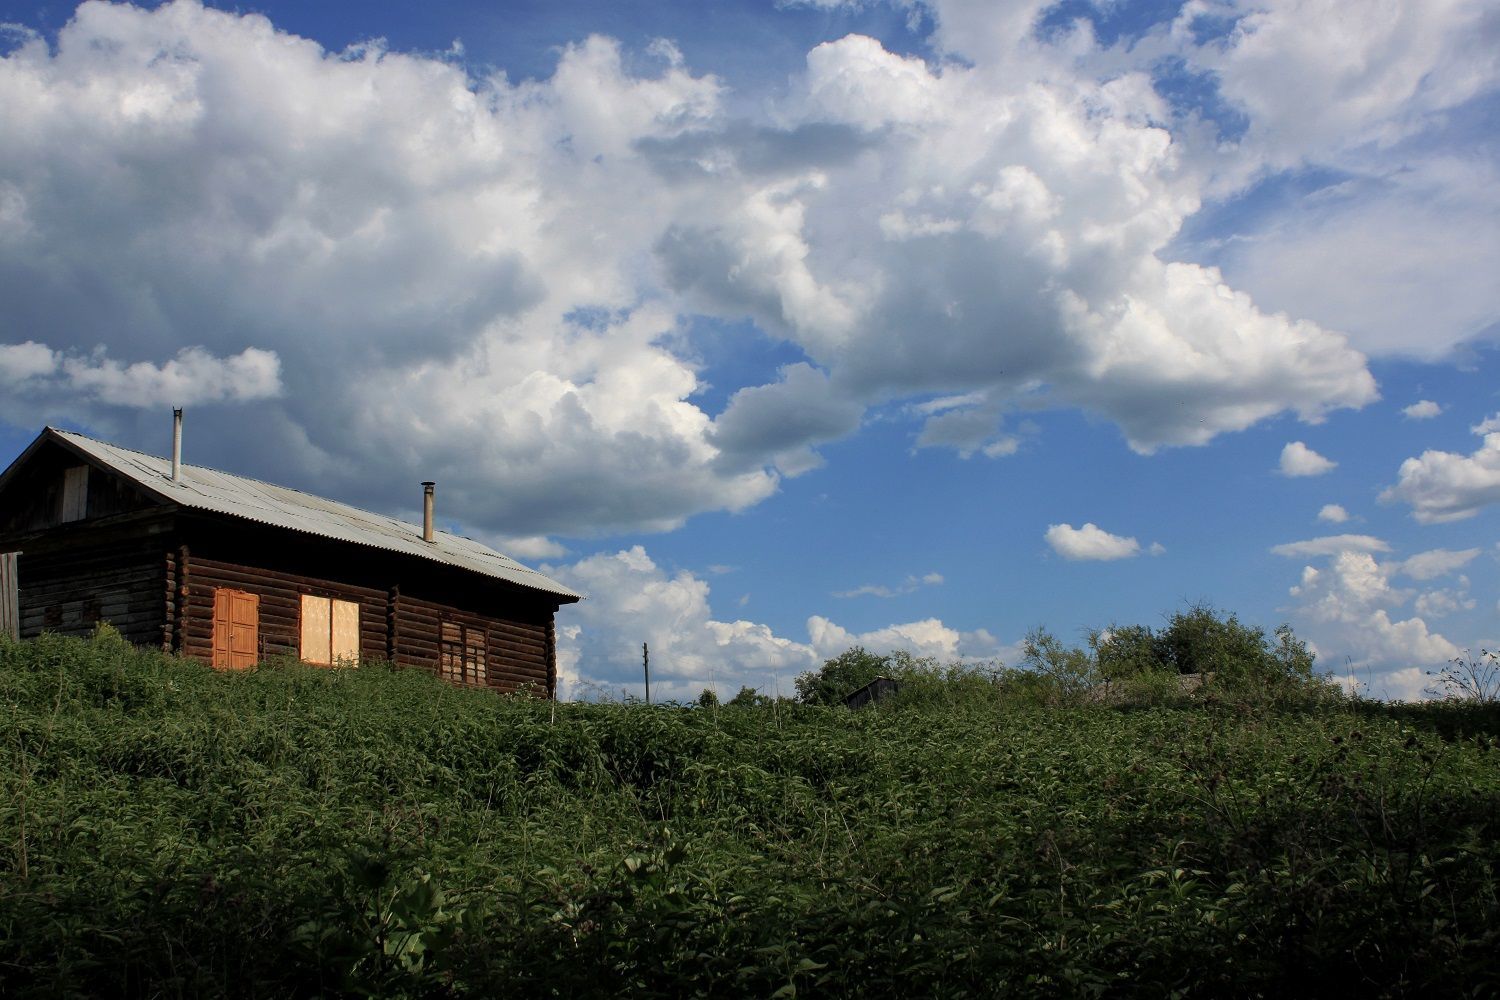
[394, 609, 543, 643]
[21, 542, 162, 564]
[184, 593, 301, 615]
[489, 635, 545, 658]
[492, 620, 546, 644]
[397, 625, 440, 645]
[190, 571, 384, 607]
[491, 663, 547, 682]
[187, 578, 300, 603]
[23, 611, 161, 632]
[22, 568, 159, 589]
[190, 558, 386, 601]
[23, 570, 161, 592]
[395, 602, 545, 637]
[32, 591, 159, 608]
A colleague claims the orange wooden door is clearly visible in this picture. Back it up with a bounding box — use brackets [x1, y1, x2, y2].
[212, 588, 259, 670]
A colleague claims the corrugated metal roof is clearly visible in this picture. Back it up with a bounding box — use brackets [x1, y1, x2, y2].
[47, 428, 581, 601]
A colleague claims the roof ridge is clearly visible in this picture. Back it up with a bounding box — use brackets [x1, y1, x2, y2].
[42, 425, 579, 599]
[51, 425, 467, 542]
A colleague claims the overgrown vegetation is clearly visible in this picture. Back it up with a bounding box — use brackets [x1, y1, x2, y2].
[799, 605, 1328, 710]
[3, 625, 1499, 997]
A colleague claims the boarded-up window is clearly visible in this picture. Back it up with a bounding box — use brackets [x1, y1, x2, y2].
[61, 466, 88, 522]
[440, 621, 486, 686]
[300, 595, 359, 665]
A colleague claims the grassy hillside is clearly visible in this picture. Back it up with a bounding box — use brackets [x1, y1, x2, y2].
[2, 629, 1498, 997]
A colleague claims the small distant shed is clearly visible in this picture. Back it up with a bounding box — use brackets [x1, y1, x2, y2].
[844, 675, 901, 710]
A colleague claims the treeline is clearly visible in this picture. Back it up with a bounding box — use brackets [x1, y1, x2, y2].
[795, 604, 1330, 709]
[2, 627, 1498, 997]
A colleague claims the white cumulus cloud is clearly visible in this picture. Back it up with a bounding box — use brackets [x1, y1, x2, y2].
[832, 571, 944, 599]
[1280, 441, 1337, 477]
[1045, 522, 1143, 561]
[1271, 535, 1391, 558]
[806, 614, 1002, 662]
[1317, 503, 1350, 523]
[1395, 547, 1482, 581]
[1286, 550, 1460, 697]
[1381, 418, 1500, 523]
[1403, 400, 1442, 420]
[0, 341, 281, 409]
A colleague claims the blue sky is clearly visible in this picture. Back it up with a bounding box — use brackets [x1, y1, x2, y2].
[0, 0, 1496, 700]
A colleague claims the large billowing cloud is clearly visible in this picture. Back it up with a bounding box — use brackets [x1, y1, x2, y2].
[661, 30, 1377, 455]
[1156, 0, 1500, 358]
[0, 5, 768, 534]
[0, 0, 1397, 544]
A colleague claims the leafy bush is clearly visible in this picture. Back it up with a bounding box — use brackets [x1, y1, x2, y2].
[1090, 622, 1161, 682]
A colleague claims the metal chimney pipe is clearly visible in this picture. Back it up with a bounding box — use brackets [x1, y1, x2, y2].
[171, 408, 183, 482]
[422, 482, 435, 542]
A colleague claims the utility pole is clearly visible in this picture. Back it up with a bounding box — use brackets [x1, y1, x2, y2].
[643, 641, 651, 705]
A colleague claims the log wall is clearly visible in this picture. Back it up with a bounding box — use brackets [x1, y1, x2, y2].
[181, 556, 390, 666]
[174, 561, 554, 693]
[392, 592, 552, 694]
[15, 535, 166, 647]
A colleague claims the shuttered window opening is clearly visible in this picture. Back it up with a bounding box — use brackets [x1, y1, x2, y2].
[61, 465, 88, 522]
[300, 594, 360, 666]
[440, 621, 487, 686]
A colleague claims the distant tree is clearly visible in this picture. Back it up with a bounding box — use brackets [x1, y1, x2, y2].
[1155, 604, 1269, 677]
[795, 647, 889, 705]
[1268, 624, 1318, 685]
[697, 688, 719, 708]
[1091, 624, 1162, 681]
[1020, 628, 1096, 704]
[1082, 606, 1324, 702]
[795, 648, 937, 705]
[727, 685, 764, 707]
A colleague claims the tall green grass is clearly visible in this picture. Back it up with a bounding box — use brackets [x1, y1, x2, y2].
[2, 629, 1498, 997]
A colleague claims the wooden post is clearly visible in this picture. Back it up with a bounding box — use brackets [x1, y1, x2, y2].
[386, 585, 400, 664]
[643, 641, 651, 705]
[174, 544, 190, 655]
[0, 551, 19, 641]
[162, 549, 175, 652]
[545, 614, 558, 701]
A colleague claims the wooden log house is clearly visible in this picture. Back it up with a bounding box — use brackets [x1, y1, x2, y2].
[0, 424, 581, 695]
